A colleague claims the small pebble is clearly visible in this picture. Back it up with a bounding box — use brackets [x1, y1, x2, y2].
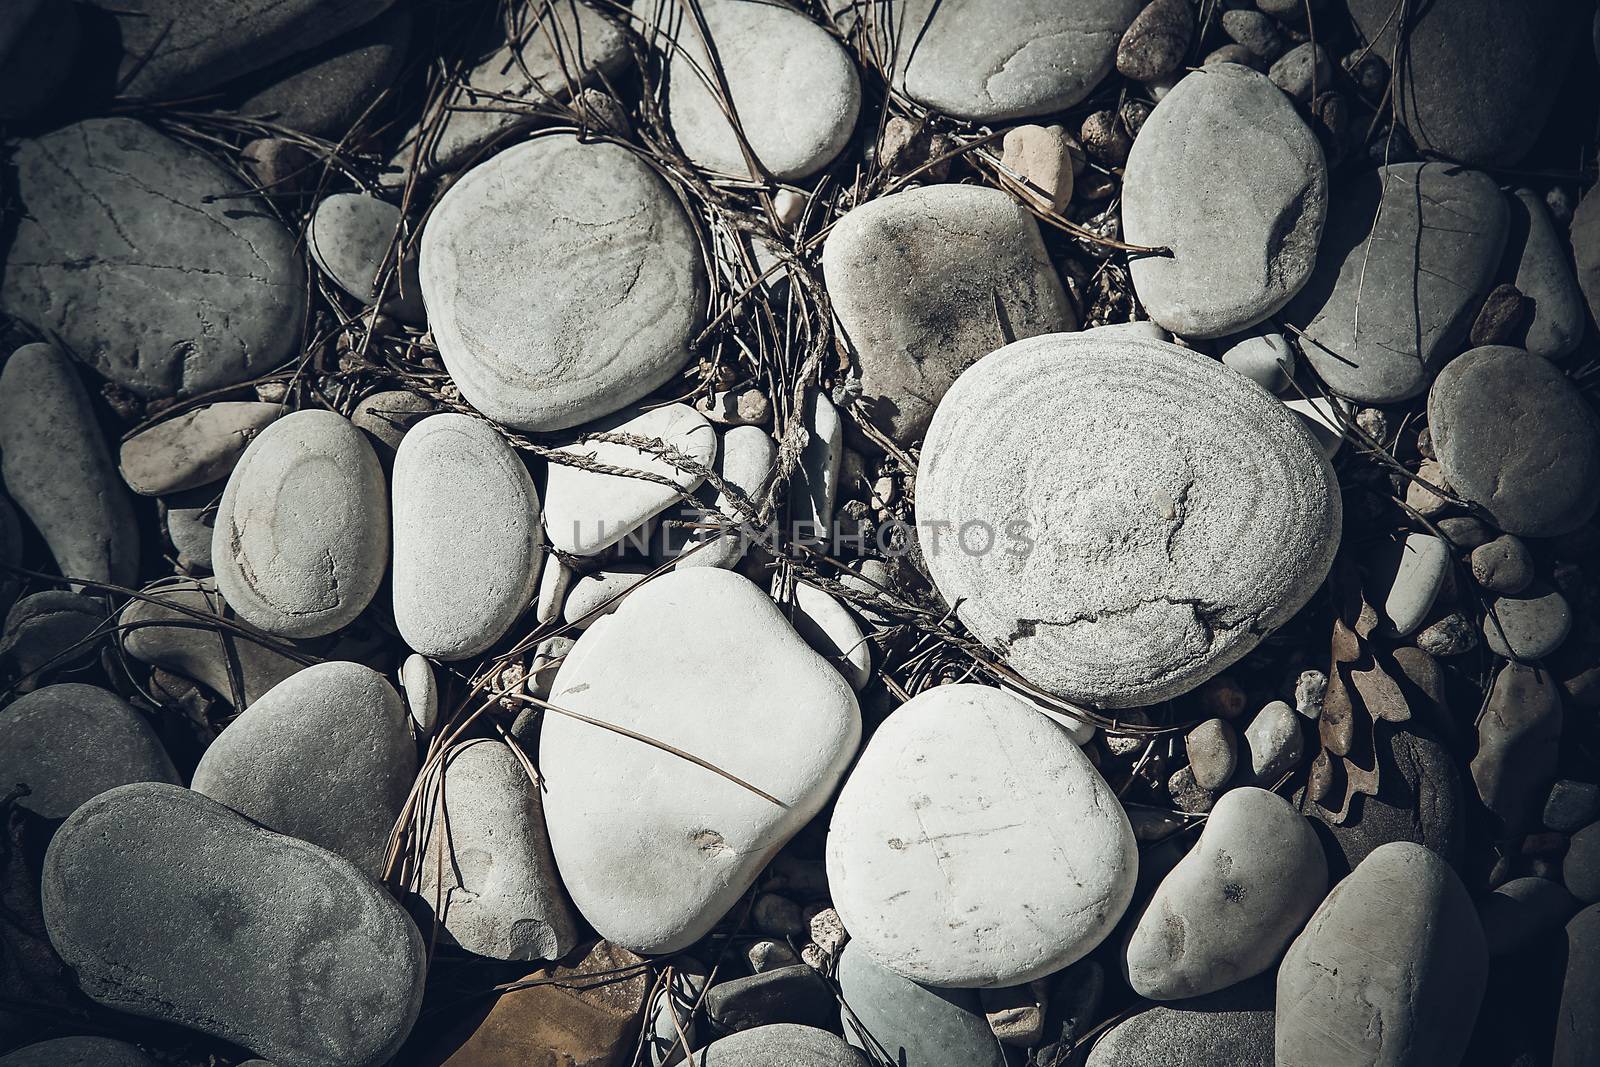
[1116, 0, 1194, 83]
[1472, 535, 1535, 595]
[1241, 700, 1304, 783]
[980, 982, 1047, 1047]
[1185, 718, 1237, 791]
[752, 892, 807, 939]
[1079, 109, 1131, 167]
[1405, 459, 1453, 518]
[1268, 41, 1332, 101]
[1416, 612, 1479, 657]
[1547, 781, 1600, 834]
[1294, 669, 1327, 719]
[747, 939, 802, 973]
[1567, 823, 1600, 904]
[1483, 586, 1573, 660]
[1000, 124, 1074, 211]
[1469, 283, 1532, 347]
[1168, 764, 1216, 814]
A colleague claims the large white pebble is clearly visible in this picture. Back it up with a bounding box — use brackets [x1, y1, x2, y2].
[392, 414, 542, 659]
[827, 683, 1137, 987]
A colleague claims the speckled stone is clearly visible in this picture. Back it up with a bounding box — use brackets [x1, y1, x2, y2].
[0, 1037, 155, 1067]
[1483, 585, 1573, 660]
[1085, 978, 1274, 1067]
[692, 1024, 866, 1067]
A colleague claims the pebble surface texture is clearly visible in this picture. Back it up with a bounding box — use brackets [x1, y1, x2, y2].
[0, 120, 306, 399]
[1275, 841, 1487, 1067]
[0, 1038, 156, 1067]
[392, 413, 544, 659]
[667, 0, 860, 179]
[917, 334, 1341, 708]
[0, 684, 178, 821]
[190, 661, 416, 878]
[836, 941, 1009, 1067]
[0, 343, 140, 587]
[821, 184, 1075, 446]
[419, 134, 705, 432]
[827, 684, 1137, 987]
[693, 1024, 868, 1067]
[1427, 346, 1600, 538]
[1288, 162, 1508, 404]
[41, 783, 426, 1067]
[213, 409, 389, 638]
[118, 402, 282, 497]
[880, 0, 1142, 122]
[308, 192, 407, 304]
[538, 569, 860, 954]
[1122, 63, 1327, 338]
[1084, 978, 1275, 1067]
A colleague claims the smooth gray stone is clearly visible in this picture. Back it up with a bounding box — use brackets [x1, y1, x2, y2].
[667, 0, 860, 180]
[1288, 163, 1508, 404]
[0, 1037, 155, 1067]
[1555, 904, 1600, 1066]
[1470, 534, 1534, 595]
[837, 941, 1008, 1067]
[1483, 586, 1573, 660]
[1275, 842, 1486, 1067]
[235, 7, 411, 138]
[0, 0, 80, 121]
[821, 184, 1075, 445]
[916, 334, 1340, 708]
[1506, 189, 1585, 360]
[85, 0, 396, 100]
[1241, 700, 1304, 783]
[1085, 978, 1274, 1066]
[1546, 780, 1600, 833]
[1123, 787, 1326, 1000]
[1220, 327, 1295, 393]
[563, 568, 651, 626]
[413, 739, 577, 961]
[1123, 63, 1327, 339]
[163, 483, 221, 572]
[1429, 346, 1600, 538]
[1480, 877, 1578, 957]
[120, 578, 306, 707]
[1576, 188, 1600, 329]
[790, 391, 842, 533]
[419, 134, 703, 433]
[0, 344, 139, 587]
[1567, 823, 1600, 904]
[213, 409, 389, 638]
[675, 424, 775, 570]
[42, 782, 425, 1067]
[0, 683, 177, 822]
[693, 1024, 867, 1067]
[399, 653, 436, 734]
[881, 0, 1142, 122]
[1371, 532, 1448, 637]
[1184, 718, 1236, 791]
[704, 964, 835, 1034]
[0, 121, 306, 399]
[191, 661, 415, 877]
[392, 413, 542, 659]
[119, 402, 282, 496]
[351, 389, 436, 453]
[0, 495, 20, 618]
[1348, 0, 1582, 168]
[1, 591, 106, 687]
[307, 193, 409, 305]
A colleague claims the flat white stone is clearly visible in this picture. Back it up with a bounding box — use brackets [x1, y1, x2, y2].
[775, 578, 871, 691]
[676, 424, 775, 570]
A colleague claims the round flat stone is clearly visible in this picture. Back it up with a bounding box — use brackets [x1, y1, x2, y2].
[1428, 346, 1600, 537]
[1085, 978, 1275, 1067]
[1123, 64, 1327, 339]
[694, 1024, 866, 1067]
[1483, 586, 1573, 660]
[836, 941, 1007, 1067]
[883, 0, 1142, 122]
[917, 334, 1341, 708]
[827, 684, 1136, 987]
[0, 119, 305, 398]
[308, 192, 405, 303]
[419, 134, 704, 432]
[667, 0, 860, 179]
[0, 1038, 155, 1067]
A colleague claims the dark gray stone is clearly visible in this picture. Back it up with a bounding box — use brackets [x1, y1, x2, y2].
[1, 591, 106, 687]
[694, 1024, 866, 1067]
[1479, 876, 1578, 957]
[705, 965, 836, 1035]
[0, 1037, 155, 1066]
[1505, 189, 1585, 360]
[41, 782, 426, 1067]
[1471, 535, 1535, 596]
[836, 942, 1007, 1067]
[235, 7, 411, 138]
[0, 121, 307, 399]
[1567, 823, 1600, 905]
[1546, 780, 1600, 833]
[1471, 662, 1563, 833]
[1555, 904, 1600, 1066]
[1085, 977, 1274, 1066]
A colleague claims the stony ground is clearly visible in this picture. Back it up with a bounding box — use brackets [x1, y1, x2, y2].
[1, 1, 1599, 1066]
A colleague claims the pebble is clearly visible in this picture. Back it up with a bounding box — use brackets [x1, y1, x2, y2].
[0, 1038, 155, 1067]
[1506, 189, 1585, 359]
[676, 424, 774, 571]
[1275, 841, 1486, 1067]
[827, 684, 1136, 986]
[0, 684, 177, 822]
[119, 403, 282, 496]
[1167, 765, 1216, 814]
[351, 390, 436, 453]
[1428, 346, 1600, 537]
[119, 578, 305, 707]
[1125, 787, 1326, 1000]
[749, 940, 802, 973]
[836, 941, 1007, 1067]
[1221, 9, 1285, 61]
[1184, 718, 1236, 791]
[1546, 780, 1600, 833]
[704, 965, 835, 1035]
[0, 343, 140, 587]
[42, 782, 425, 1067]
[564, 568, 652, 626]
[537, 568, 860, 954]
[190, 661, 416, 878]
[1, 591, 105, 688]
[1483, 585, 1573, 660]
[1479, 876, 1578, 957]
[1373, 532, 1449, 637]
[1416, 611, 1478, 657]
[751, 891, 806, 937]
[981, 982, 1046, 1046]
[418, 134, 703, 432]
[1437, 515, 1494, 550]
[213, 409, 389, 638]
[917, 334, 1340, 708]
[1471, 534, 1534, 595]
[1566, 823, 1600, 904]
[1205, 42, 1260, 69]
[1085, 978, 1275, 1066]
[1282, 396, 1345, 459]
[1288, 163, 1508, 404]
[648, 957, 709, 1066]
[413, 739, 577, 961]
[1294, 669, 1327, 719]
[1122, 64, 1327, 339]
[235, 8, 411, 138]
[1266, 42, 1331, 101]
[821, 184, 1074, 446]
[392, 413, 543, 659]
[777, 579, 871, 691]
[692, 1024, 866, 1067]
[0, 120, 305, 398]
[1241, 700, 1304, 783]
[308, 193, 416, 309]
[1080, 109, 1132, 166]
[1116, 0, 1193, 82]
[1220, 328, 1296, 393]
[1000, 124, 1074, 211]
[1555, 904, 1600, 1066]
[159, 487, 215, 574]
[400, 652, 437, 734]
[1576, 190, 1600, 328]
[791, 391, 843, 533]
[1472, 662, 1562, 833]
[1348, 0, 1581, 167]
[543, 403, 716, 556]
[884, 0, 1141, 122]
[667, 0, 859, 179]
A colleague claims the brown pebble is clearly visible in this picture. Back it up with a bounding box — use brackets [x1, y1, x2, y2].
[1079, 109, 1132, 167]
[1469, 283, 1532, 347]
[1116, 0, 1194, 82]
